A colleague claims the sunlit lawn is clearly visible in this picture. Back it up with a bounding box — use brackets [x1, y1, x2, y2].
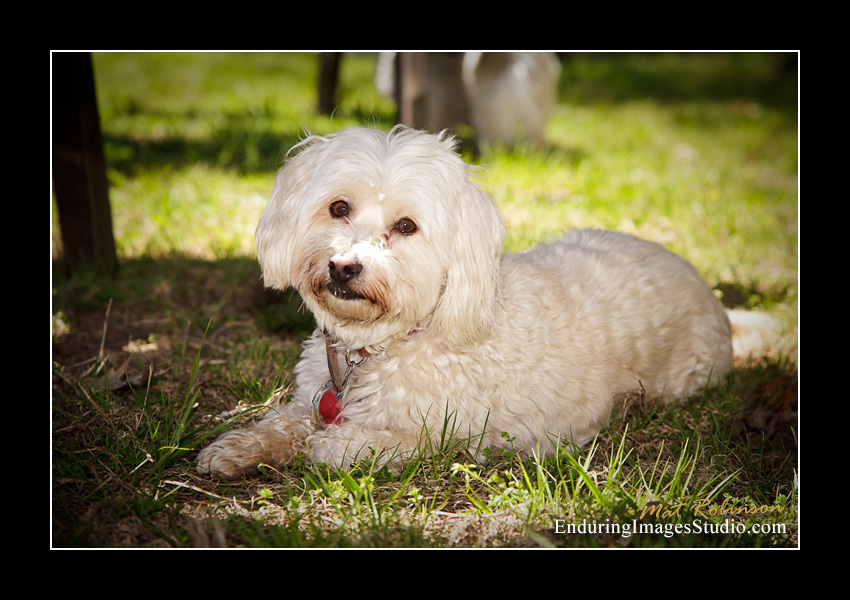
[81, 52, 797, 320]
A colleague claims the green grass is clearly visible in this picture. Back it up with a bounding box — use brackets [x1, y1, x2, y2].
[51, 51, 798, 548]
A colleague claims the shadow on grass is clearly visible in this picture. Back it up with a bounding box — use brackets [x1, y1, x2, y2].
[52, 255, 316, 364]
[102, 109, 310, 177]
[558, 52, 798, 114]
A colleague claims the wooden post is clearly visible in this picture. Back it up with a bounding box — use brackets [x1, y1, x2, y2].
[318, 52, 341, 115]
[52, 52, 117, 272]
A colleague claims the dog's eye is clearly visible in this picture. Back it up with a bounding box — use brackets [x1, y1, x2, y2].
[329, 199, 350, 219]
[395, 218, 418, 235]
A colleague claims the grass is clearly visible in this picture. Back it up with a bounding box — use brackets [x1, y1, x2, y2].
[51, 51, 798, 548]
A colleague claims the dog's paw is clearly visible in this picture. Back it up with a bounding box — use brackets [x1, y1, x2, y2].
[197, 431, 264, 480]
[197, 415, 312, 480]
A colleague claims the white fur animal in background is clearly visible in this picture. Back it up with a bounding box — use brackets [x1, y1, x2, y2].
[375, 52, 561, 147]
[461, 52, 561, 147]
[197, 126, 765, 480]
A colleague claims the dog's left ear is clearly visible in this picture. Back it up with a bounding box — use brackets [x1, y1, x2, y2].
[430, 169, 506, 346]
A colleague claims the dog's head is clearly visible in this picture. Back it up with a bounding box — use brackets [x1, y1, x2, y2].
[256, 126, 505, 349]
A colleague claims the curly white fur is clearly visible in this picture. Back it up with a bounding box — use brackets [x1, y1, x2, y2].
[198, 126, 744, 480]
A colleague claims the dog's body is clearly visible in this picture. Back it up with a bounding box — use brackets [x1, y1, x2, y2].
[198, 127, 742, 480]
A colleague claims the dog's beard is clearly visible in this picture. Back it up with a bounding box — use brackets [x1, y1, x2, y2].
[297, 252, 437, 346]
[305, 261, 390, 324]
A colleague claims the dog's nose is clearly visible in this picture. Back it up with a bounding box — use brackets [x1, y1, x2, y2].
[328, 257, 363, 283]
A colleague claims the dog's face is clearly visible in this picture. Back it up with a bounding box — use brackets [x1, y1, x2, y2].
[256, 127, 506, 349]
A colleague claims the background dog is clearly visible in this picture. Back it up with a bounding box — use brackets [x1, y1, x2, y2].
[376, 52, 561, 148]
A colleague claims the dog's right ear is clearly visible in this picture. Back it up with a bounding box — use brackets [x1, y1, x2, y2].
[256, 174, 294, 291]
[255, 136, 322, 291]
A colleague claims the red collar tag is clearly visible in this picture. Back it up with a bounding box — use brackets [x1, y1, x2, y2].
[312, 380, 343, 428]
[318, 387, 342, 424]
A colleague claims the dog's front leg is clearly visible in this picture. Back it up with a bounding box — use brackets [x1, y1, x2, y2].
[197, 405, 314, 480]
[304, 424, 424, 471]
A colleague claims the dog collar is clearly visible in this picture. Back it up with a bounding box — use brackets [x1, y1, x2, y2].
[310, 333, 370, 428]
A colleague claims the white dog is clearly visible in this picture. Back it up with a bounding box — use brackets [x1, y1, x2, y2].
[198, 126, 752, 480]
